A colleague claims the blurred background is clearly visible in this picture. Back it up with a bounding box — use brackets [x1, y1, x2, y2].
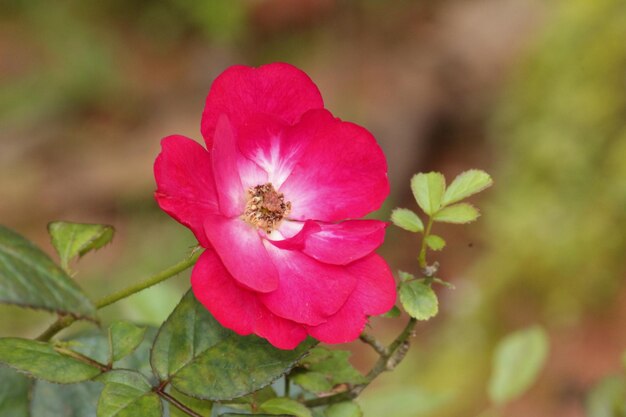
[1, 0, 625, 416]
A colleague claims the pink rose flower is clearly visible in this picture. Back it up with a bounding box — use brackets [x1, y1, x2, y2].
[154, 63, 396, 349]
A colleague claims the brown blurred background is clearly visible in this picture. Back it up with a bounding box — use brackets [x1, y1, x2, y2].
[1, 0, 625, 416]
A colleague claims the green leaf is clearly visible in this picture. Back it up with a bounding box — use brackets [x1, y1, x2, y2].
[292, 371, 333, 394]
[0, 366, 30, 417]
[221, 415, 290, 417]
[585, 375, 626, 417]
[425, 235, 446, 251]
[399, 281, 438, 320]
[488, 326, 549, 405]
[151, 291, 315, 401]
[301, 347, 367, 385]
[381, 305, 401, 318]
[0, 225, 96, 319]
[48, 222, 114, 271]
[96, 370, 161, 417]
[325, 401, 362, 417]
[433, 203, 480, 224]
[0, 338, 102, 383]
[441, 169, 493, 206]
[169, 388, 212, 417]
[398, 271, 415, 282]
[109, 321, 147, 363]
[410, 172, 446, 215]
[260, 398, 312, 417]
[390, 209, 424, 233]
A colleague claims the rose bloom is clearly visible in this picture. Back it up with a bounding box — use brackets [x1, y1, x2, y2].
[154, 63, 396, 349]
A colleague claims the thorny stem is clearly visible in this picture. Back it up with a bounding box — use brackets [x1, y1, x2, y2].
[305, 317, 418, 408]
[36, 248, 203, 342]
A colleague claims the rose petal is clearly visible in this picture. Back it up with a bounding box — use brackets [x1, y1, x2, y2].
[212, 115, 246, 217]
[154, 135, 219, 247]
[260, 245, 357, 326]
[201, 63, 324, 144]
[269, 219, 387, 265]
[279, 109, 390, 222]
[307, 254, 396, 344]
[204, 215, 279, 293]
[191, 249, 307, 349]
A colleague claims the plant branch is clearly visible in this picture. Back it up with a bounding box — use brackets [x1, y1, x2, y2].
[359, 332, 388, 356]
[305, 317, 418, 408]
[36, 248, 203, 341]
[417, 217, 434, 269]
[157, 390, 204, 417]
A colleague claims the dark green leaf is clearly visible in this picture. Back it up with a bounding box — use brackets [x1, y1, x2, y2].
[425, 235, 446, 251]
[410, 172, 446, 215]
[390, 209, 424, 233]
[109, 321, 147, 362]
[441, 170, 493, 206]
[0, 366, 30, 417]
[301, 347, 366, 385]
[399, 281, 438, 321]
[325, 401, 362, 417]
[48, 222, 114, 270]
[488, 326, 549, 404]
[96, 370, 161, 417]
[0, 338, 101, 383]
[169, 387, 213, 417]
[221, 414, 291, 417]
[260, 398, 312, 417]
[292, 371, 333, 394]
[151, 291, 315, 401]
[0, 225, 96, 319]
[433, 203, 480, 224]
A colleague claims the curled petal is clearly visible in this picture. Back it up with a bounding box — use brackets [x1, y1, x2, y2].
[307, 254, 396, 344]
[154, 135, 219, 247]
[201, 63, 324, 144]
[269, 220, 386, 265]
[204, 215, 279, 293]
[279, 109, 390, 222]
[191, 249, 308, 349]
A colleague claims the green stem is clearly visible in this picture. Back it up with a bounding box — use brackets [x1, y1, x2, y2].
[36, 248, 202, 342]
[305, 317, 417, 408]
[417, 217, 434, 269]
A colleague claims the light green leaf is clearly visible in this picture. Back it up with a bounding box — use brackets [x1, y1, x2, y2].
[399, 281, 438, 320]
[488, 326, 549, 404]
[381, 305, 401, 318]
[151, 291, 315, 401]
[292, 371, 333, 394]
[48, 222, 114, 271]
[325, 401, 362, 417]
[0, 225, 96, 319]
[0, 338, 101, 383]
[425, 235, 446, 251]
[410, 172, 446, 215]
[0, 366, 30, 417]
[96, 370, 161, 417]
[433, 203, 480, 224]
[441, 169, 493, 206]
[398, 271, 415, 282]
[261, 398, 312, 417]
[585, 375, 626, 417]
[390, 209, 424, 233]
[109, 321, 147, 363]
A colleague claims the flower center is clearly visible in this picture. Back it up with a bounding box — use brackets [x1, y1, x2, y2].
[243, 183, 291, 233]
